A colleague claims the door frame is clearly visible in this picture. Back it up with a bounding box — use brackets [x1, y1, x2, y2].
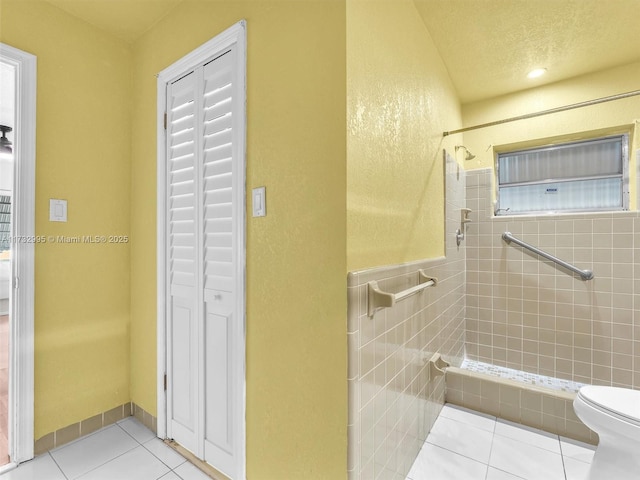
[156, 20, 247, 479]
[0, 43, 36, 467]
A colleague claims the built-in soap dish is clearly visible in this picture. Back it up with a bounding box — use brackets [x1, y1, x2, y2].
[427, 352, 450, 378]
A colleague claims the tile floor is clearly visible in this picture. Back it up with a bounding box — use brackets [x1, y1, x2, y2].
[407, 404, 596, 480]
[0, 417, 211, 480]
[0, 403, 597, 480]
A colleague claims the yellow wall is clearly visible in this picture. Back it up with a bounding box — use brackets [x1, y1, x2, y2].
[346, 0, 461, 272]
[462, 62, 640, 208]
[0, 1, 132, 438]
[130, 2, 347, 478]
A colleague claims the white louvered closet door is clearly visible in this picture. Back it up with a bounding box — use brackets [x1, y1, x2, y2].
[201, 48, 240, 477]
[167, 70, 200, 456]
[166, 44, 243, 479]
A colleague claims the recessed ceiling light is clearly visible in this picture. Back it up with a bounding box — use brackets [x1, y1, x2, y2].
[527, 68, 547, 79]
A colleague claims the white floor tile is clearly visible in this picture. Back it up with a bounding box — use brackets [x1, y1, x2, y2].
[486, 467, 525, 479]
[494, 419, 561, 454]
[50, 425, 139, 479]
[172, 462, 213, 480]
[439, 404, 496, 433]
[0, 454, 66, 480]
[143, 438, 187, 470]
[560, 437, 596, 464]
[563, 456, 590, 480]
[76, 446, 170, 480]
[118, 417, 156, 444]
[158, 472, 182, 480]
[405, 404, 598, 480]
[407, 443, 487, 480]
[489, 434, 565, 480]
[427, 416, 494, 464]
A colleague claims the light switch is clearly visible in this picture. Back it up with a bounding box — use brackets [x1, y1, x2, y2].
[252, 186, 266, 217]
[49, 199, 68, 222]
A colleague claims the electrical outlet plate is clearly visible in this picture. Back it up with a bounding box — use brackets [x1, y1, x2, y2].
[49, 199, 67, 222]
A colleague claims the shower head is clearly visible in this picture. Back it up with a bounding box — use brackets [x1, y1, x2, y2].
[455, 145, 475, 160]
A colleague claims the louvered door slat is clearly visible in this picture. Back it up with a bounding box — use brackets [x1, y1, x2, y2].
[204, 101, 232, 123]
[171, 220, 196, 234]
[171, 181, 196, 197]
[204, 129, 233, 150]
[204, 189, 233, 206]
[204, 76, 232, 105]
[204, 113, 232, 136]
[204, 174, 232, 191]
[170, 156, 195, 171]
[171, 142, 196, 159]
[170, 115, 194, 134]
[170, 195, 195, 210]
[204, 232, 232, 248]
[171, 245, 195, 261]
[204, 159, 232, 177]
[204, 144, 233, 163]
[171, 87, 194, 108]
[171, 128, 194, 147]
[205, 247, 233, 263]
[171, 168, 195, 185]
[170, 207, 194, 222]
[205, 203, 232, 219]
[204, 218, 232, 234]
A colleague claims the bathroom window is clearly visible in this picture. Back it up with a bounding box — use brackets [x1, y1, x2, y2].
[496, 134, 629, 215]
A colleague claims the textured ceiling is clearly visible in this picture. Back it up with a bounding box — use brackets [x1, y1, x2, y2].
[44, 0, 640, 103]
[414, 0, 640, 103]
[45, 0, 184, 44]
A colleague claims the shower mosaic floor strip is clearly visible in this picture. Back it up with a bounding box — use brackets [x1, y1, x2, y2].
[461, 360, 586, 394]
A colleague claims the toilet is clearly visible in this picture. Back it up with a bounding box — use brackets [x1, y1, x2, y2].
[573, 385, 640, 479]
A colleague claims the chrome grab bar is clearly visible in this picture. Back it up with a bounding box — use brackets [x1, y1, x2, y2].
[502, 231, 594, 281]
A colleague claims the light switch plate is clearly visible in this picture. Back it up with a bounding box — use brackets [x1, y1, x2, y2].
[252, 186, 266, 217]
[49, 199, 68, 222]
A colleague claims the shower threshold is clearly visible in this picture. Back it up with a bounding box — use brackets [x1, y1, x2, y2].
[460, 359, 585, 394]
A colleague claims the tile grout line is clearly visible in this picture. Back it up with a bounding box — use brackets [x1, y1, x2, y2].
[483, 417, 497, 480]
[140, 437, 189, 473]
[424, 415, 496, 470]
[47, 451, 70, 480]
[111, 419, 185, 479]
[558, 438, 569, 480]
[65, 423, 145, 480]
[409, 405, 596, 480]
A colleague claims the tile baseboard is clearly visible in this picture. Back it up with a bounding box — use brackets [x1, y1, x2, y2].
[34, 402, 157, 455]
[132, 402, 157, 435]
[445, 366, 598, 445]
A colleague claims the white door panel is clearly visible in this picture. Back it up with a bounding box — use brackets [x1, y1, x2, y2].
[166, 68, 200, 455]
[205, 308, 232, 452]
[163, 23, 245, 479]
[169, 297, 199, 454]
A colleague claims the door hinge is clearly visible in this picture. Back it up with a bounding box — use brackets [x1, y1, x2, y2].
[13, 276, 18, 289]
[163, 112, 167, 130]
[164, 373, 167, 391]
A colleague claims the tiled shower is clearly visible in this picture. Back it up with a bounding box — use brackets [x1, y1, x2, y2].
[348, 154, 640, 480]
[466, 168, 640, 389]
